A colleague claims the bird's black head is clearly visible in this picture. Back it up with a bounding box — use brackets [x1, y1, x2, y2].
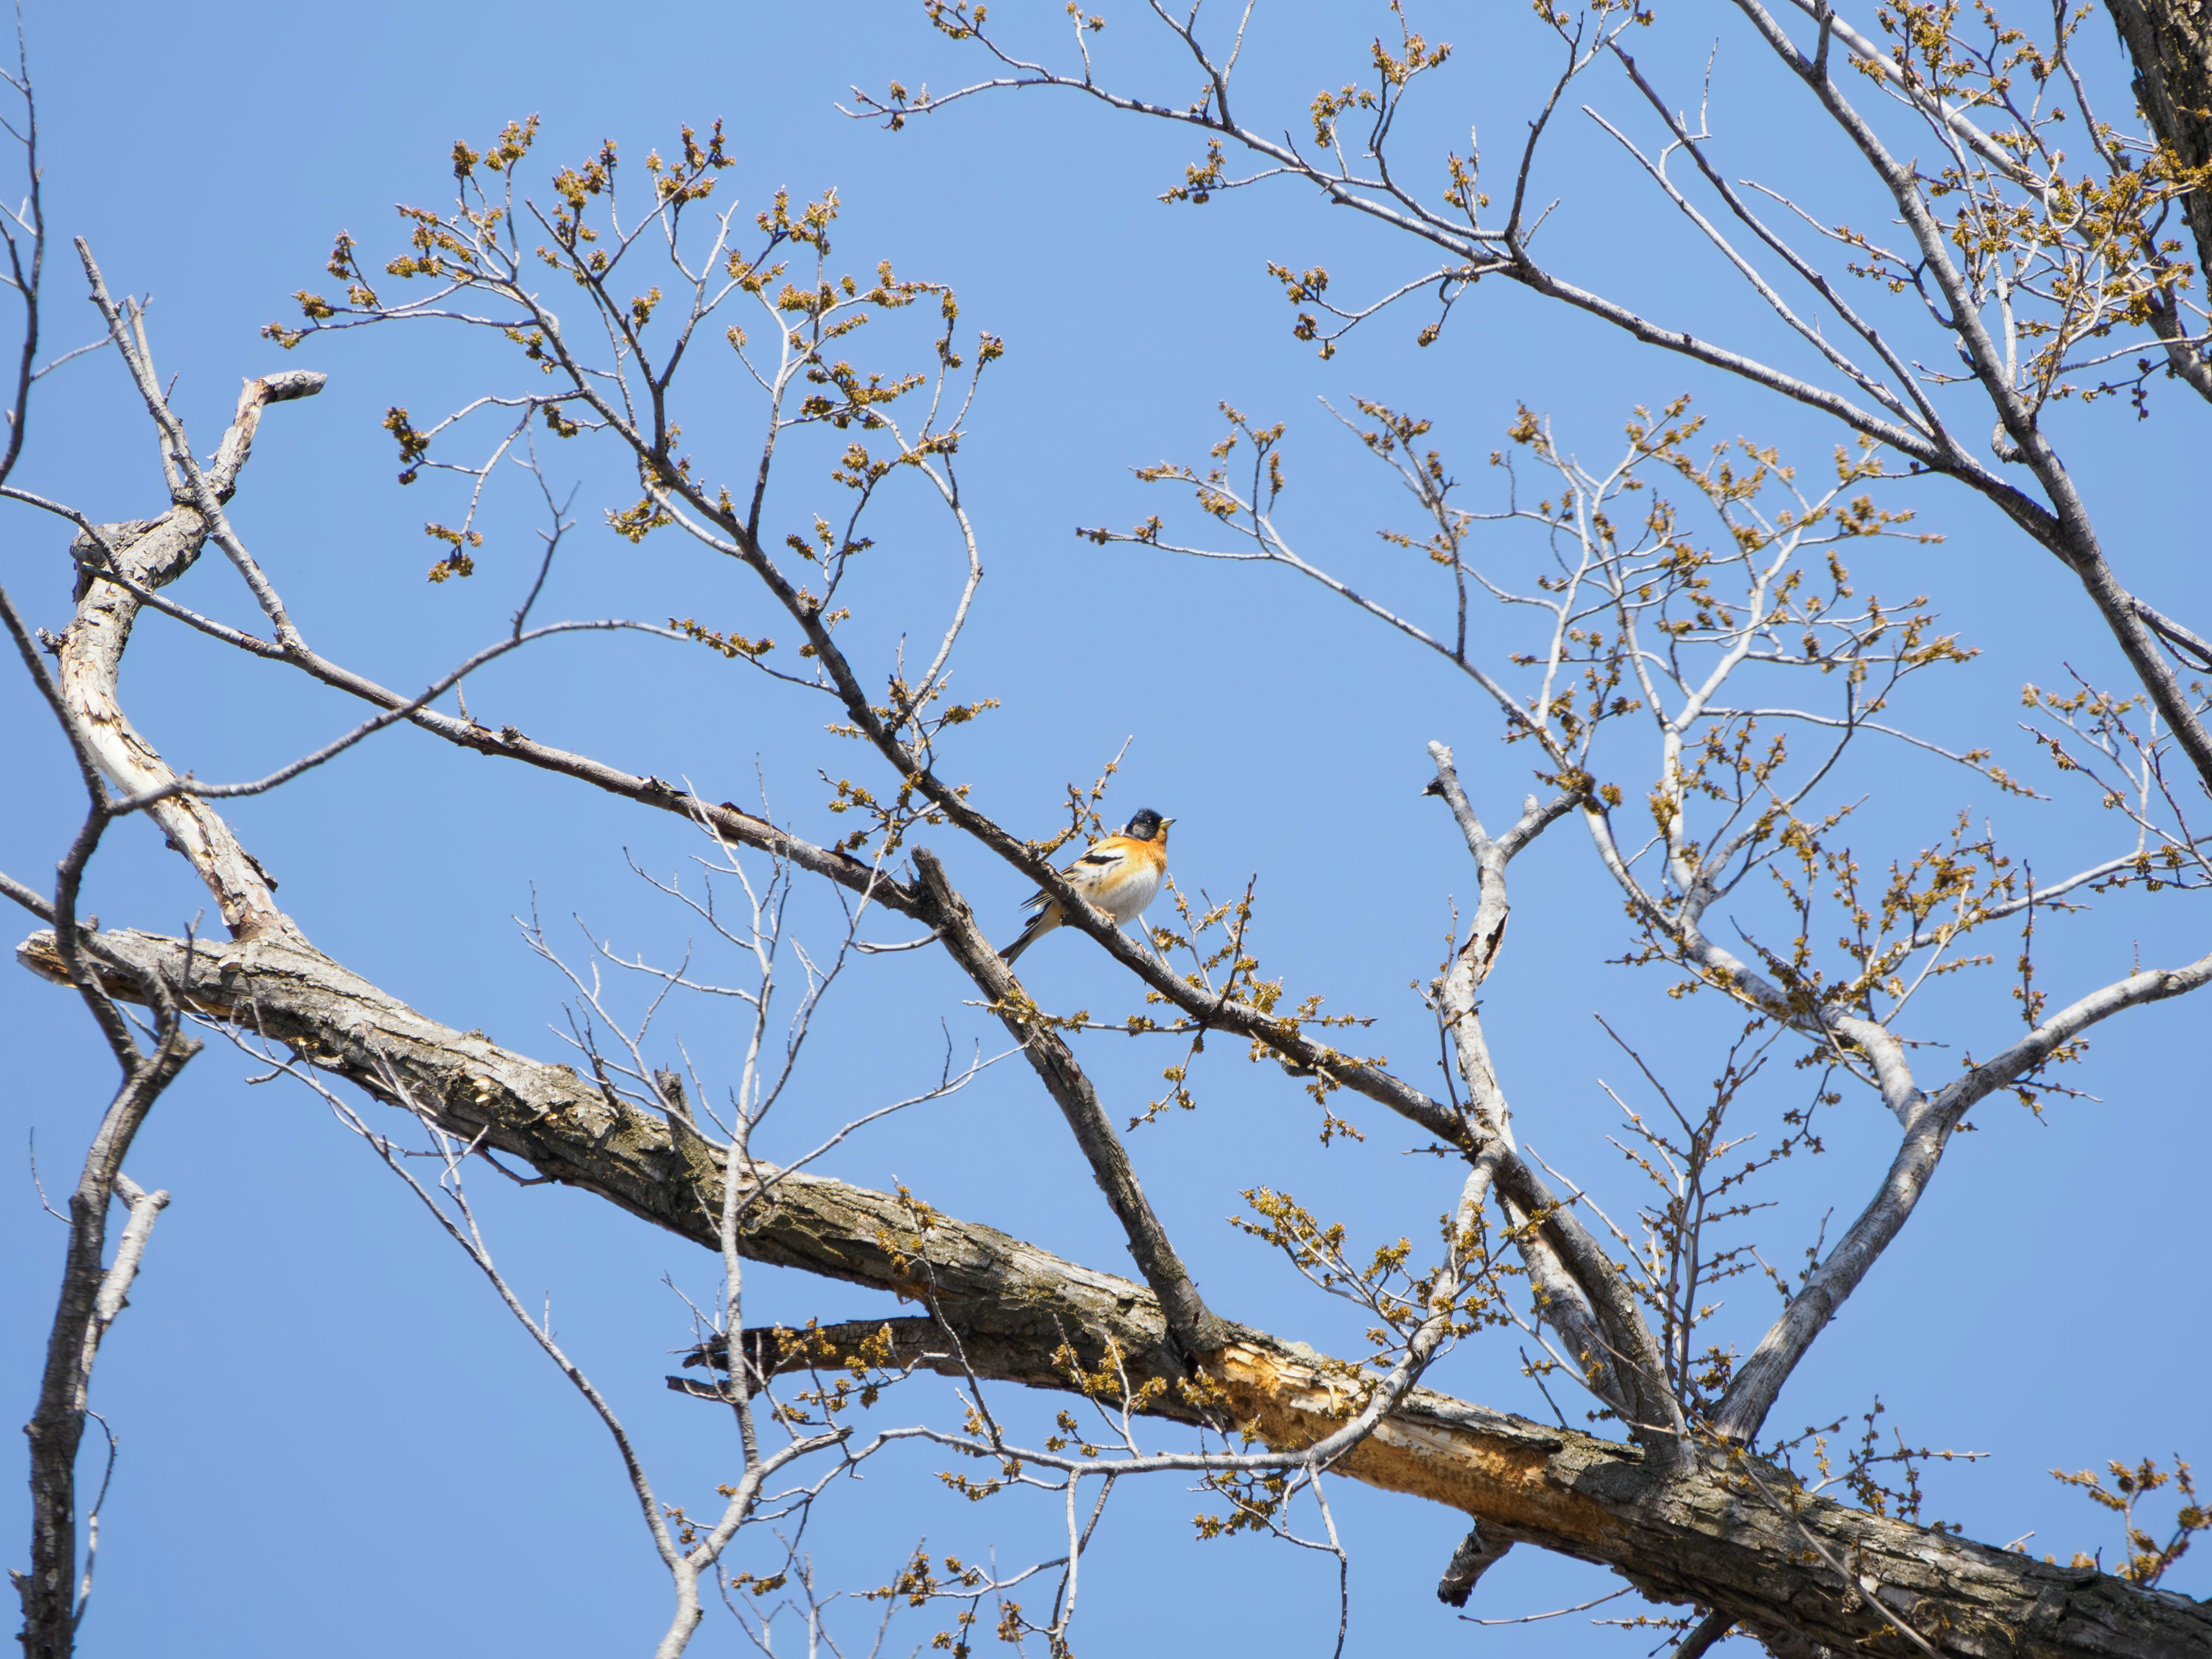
[1122, 808, 1171, 842]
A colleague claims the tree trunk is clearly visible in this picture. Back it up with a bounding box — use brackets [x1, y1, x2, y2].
[2107, 0, 2212, 282]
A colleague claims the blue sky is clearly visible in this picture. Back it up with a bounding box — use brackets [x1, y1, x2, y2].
[2, 2, 2206, 1653]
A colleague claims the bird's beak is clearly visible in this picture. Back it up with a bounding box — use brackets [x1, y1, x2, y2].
[1161, 817, 1177, 830]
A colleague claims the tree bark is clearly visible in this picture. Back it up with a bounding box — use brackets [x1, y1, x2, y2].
[2107, 0, 2212, 285]
[19, 925, 2209, 1659]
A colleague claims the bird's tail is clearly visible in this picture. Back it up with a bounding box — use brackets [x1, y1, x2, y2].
[1000, 905, 1059, 965]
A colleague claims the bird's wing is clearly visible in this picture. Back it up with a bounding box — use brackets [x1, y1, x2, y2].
[1020, 836, 1131, 911]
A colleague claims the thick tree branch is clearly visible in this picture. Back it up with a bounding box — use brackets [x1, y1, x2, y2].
[50, 370, 325, 942]
[21, 923, 2205, 1659]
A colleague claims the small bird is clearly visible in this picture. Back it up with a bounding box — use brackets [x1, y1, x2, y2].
[1001, 808, 1174, 966]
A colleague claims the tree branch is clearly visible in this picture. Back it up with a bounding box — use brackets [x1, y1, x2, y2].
[12, 1016, 192, 1659]
[22, 923, 2203, 1657]
[1713, 946, 2212, 1442]
[907, 847, 1224, 1361]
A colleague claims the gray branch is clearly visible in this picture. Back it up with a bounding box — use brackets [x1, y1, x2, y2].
[1713, 946, 2212, 1442]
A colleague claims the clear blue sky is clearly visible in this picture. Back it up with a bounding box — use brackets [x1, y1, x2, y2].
[3, 2, 2205, 1653]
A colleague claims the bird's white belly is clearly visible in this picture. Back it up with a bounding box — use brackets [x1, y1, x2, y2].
[1100, 862, 1162, 924]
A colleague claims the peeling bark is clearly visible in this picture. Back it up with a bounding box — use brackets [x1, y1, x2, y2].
[18, 924, 2208, 1659]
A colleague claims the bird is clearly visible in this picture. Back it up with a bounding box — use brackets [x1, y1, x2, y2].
[1000, 808, 1174, 966]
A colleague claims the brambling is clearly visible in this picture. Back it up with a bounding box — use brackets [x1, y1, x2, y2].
[1000, 808, 1174, 965]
